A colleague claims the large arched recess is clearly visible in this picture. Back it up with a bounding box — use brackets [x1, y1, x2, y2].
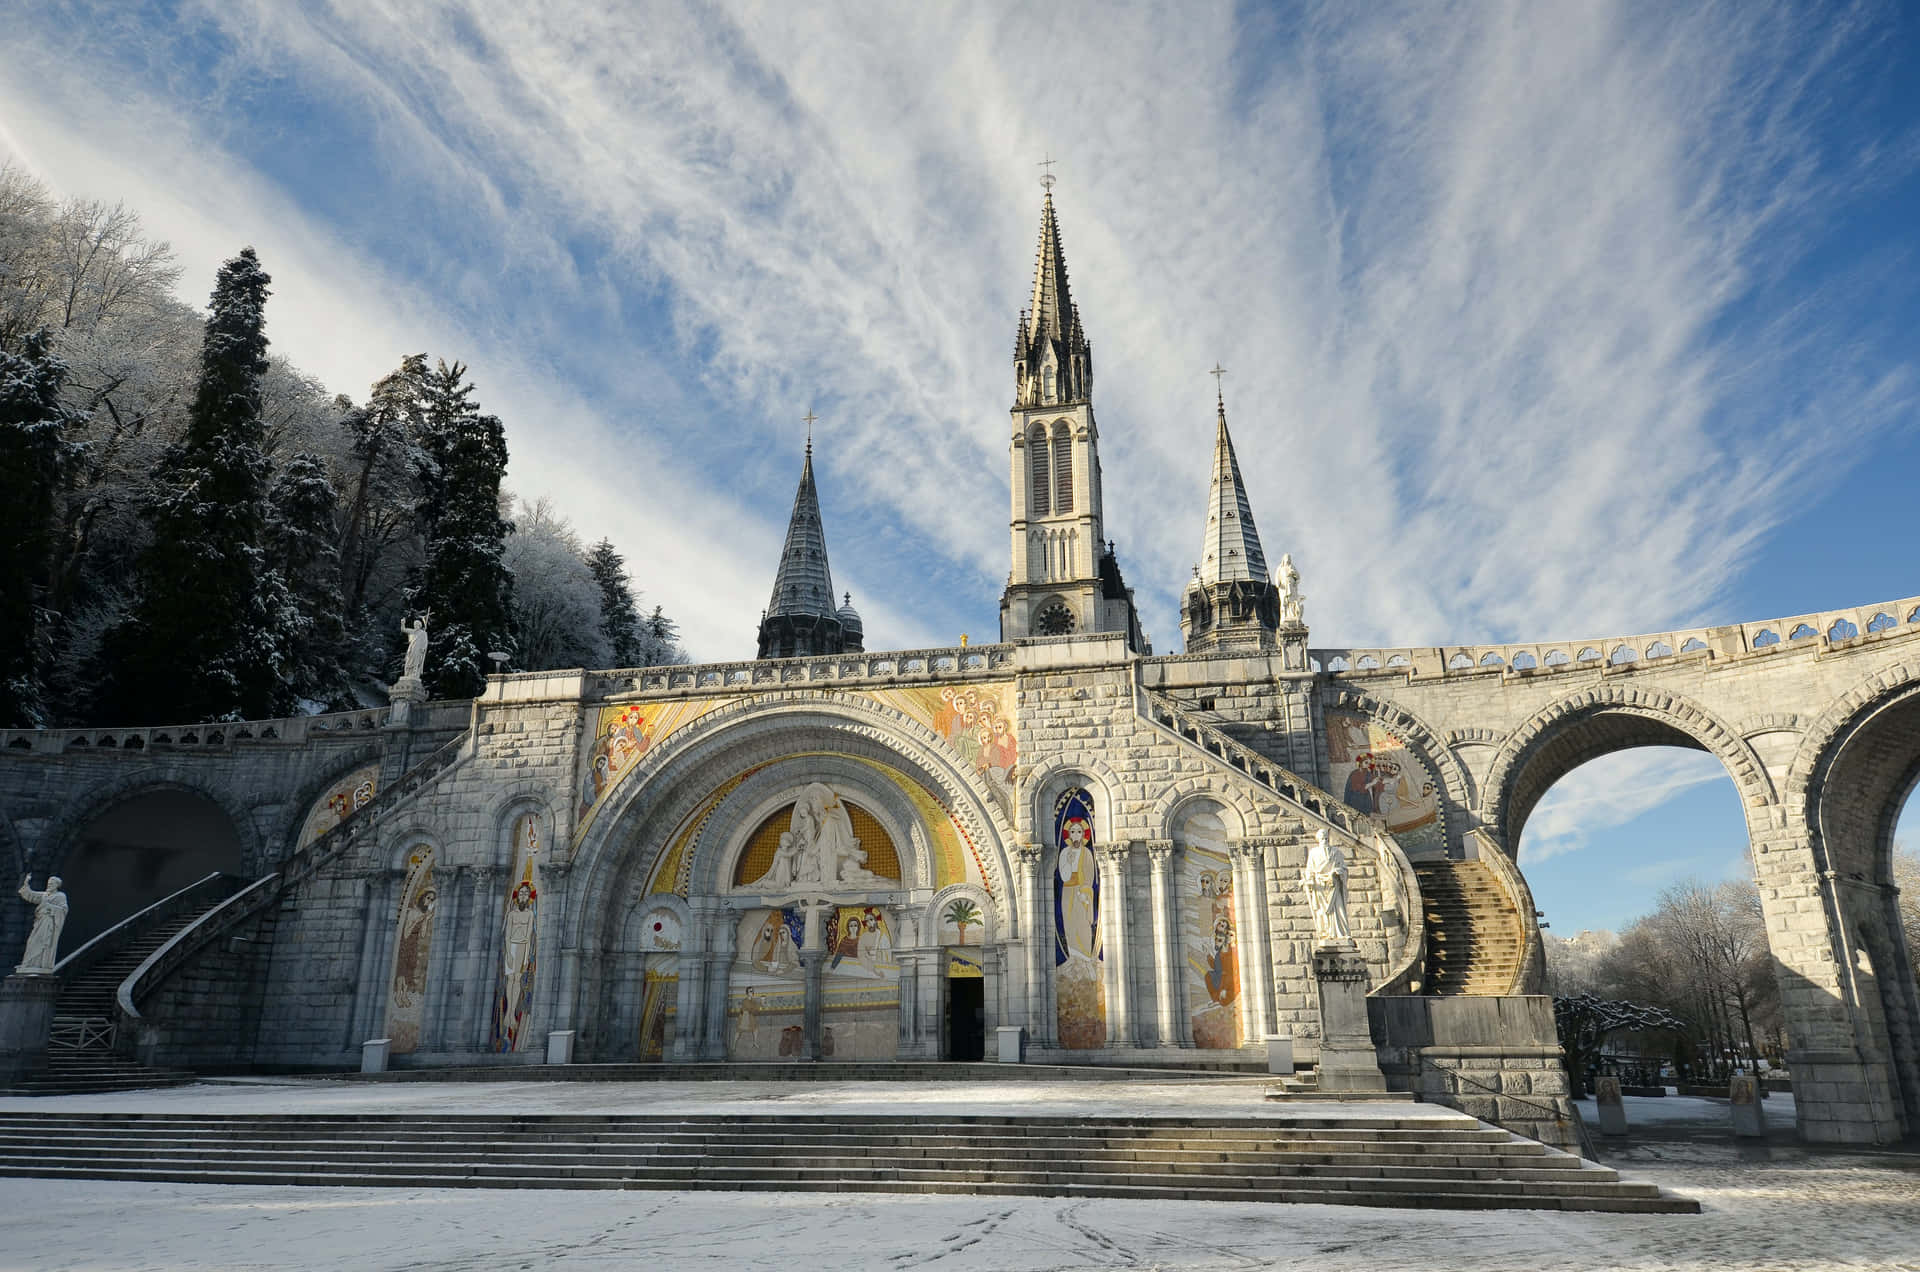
[561, 692, 1018, 1057]
[1483, 688, 1775, 852]
[42, 783, 247, 956]
[1788, 675, 1920, 1133]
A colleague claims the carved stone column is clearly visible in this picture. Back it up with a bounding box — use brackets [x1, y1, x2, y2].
[699, 903, 737, 1060]
[672, 903, 712, 1060]
[1145, 840, 1180, 1048]
[1242, 838, 1280, 1040]
[895, 948, 921, 1058]
[1229, 842, 1273, 1045]
[1013, 844, 1049, 1046]
[1097, 841, 1137, 1047]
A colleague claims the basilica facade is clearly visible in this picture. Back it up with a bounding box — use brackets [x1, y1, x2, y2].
[13, 184, 1916, 1149]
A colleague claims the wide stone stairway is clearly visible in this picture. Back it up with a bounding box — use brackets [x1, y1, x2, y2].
[0, 1109, 1696, 1212]
[1415, 858, 1525, 995]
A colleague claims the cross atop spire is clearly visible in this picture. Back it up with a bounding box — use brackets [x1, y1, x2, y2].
[803, 408, 817, 453]
[1038, 153, 1057, 193]
[1209, 363, 1227, 410]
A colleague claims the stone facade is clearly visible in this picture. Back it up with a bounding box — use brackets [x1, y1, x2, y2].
[1, 186, 1915, 1153]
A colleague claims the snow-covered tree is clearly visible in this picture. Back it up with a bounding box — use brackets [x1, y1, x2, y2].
[639, 605, 688, 666]
[267, 451, 350, 709]
[506, 499, 611, 672]
[0, 330, 86, 725]
[586, 537, 644, 666]
[407, 359, 513, 699]
[94, 247, 290, 723]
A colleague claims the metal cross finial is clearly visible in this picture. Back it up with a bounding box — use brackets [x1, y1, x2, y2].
[1209, 363, 1228, 407]
[803, 408, 818, 451]
[1038, 154, 1057, 194]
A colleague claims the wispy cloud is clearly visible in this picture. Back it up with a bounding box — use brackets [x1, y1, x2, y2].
[0, 1, 1911, 662]
[1519, 749, 1732, 866]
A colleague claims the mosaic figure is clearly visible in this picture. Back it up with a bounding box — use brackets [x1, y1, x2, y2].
[387, 846, 437, 1053]
[491, 814, 542, 1051]
[1052, 787, 1106, 1048]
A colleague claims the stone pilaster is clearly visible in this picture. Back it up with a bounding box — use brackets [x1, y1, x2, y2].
[1230, 840, 1275, 1044]
[1097, 841, 1137, 1046]
[1145, 840, 1180, 1048]
[1013, 844, 1050, 1046]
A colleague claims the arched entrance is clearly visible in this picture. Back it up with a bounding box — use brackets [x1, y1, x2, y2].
[564, 694, 1017, 1065]
[51, 786, 245, 956]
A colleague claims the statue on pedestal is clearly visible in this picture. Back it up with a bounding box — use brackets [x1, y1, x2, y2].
[400, 612, 431, 682]
[1278, 553, 1305, 625]
[14, 875, 69, 975]
[1304, 829, 1352, 948]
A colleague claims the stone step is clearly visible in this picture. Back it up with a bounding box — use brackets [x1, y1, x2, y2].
[0, 1109, 1696, 1212]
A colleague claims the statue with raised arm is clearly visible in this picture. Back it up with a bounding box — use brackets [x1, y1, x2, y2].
[400, 611, 431, 681]
[1304, 829, 1351, 947]
[14, 875, 69, 975]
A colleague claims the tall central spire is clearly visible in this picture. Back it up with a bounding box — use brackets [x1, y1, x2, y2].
[1015, 184, 1091, 406]
[757, 434, 862, 658]
[1181, 384, 1280, 654]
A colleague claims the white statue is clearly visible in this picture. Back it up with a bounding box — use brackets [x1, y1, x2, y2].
[400, 612, 430, 680]
[1304, 829, 1352, 947]
[14, 874, 69, 975]
[746, 783, 889, 891]
[1277, 553, 1305, 624]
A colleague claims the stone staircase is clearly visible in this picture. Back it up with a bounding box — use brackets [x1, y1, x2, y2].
[0, 1110, 1696, 1212]
[1414, 859, 1525, 995]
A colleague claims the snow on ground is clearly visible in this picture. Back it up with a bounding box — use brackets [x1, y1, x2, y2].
[0, 1079, 1914, 1270]
[1573, 1092, 1799, 1127]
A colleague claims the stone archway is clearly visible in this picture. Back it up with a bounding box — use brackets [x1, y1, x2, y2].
[1783, 672, 1920, 1135]
[563, 693, 1017, 1064]
[41, 782, 248, 956]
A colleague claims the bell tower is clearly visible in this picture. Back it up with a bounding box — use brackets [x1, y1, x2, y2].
[1000, 175, 1147, 651]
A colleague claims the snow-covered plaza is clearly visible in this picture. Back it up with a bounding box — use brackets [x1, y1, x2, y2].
[2, 1079, 1916, 1270]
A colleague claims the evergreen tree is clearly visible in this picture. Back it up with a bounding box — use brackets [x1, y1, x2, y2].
[639, 604, 687, 666]
[339, 354, 427, 617]
[0, 330, 85, 725]
[267, 451, 350, 707]
[95, 247, 289, 723]
[586, 537, 644, 666]
[407, 359, 513, 698]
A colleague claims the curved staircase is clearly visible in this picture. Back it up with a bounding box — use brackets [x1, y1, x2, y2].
[1414, 859, 1525, 995]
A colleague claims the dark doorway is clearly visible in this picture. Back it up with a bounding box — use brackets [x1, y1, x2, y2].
[945, 977, 985, 1061]
[55, 789, 245, 957]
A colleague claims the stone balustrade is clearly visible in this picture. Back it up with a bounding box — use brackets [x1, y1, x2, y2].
[569, 644, 1018, 699]
[0, 707, 393, 755]
[1310, 592, 1920, 682]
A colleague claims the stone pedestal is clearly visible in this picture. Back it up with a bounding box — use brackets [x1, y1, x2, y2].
[996, 1025, 1025, 1064]
[386, 676, 428, 729]
[546, 1030, 575, 1065]
[0, 974, 59, 1082]
[1312, 946, 1386, 1093]
[1595, 1075, 1628, 1136]
[360, 1037, 391, 1074]
[1730, 1074, 1766, 1138]
[1264, 1033, 1294, 1075]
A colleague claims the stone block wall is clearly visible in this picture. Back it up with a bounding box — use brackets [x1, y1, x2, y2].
[1369, 994, 1580, 1150]
[132, 907, 279, 1071]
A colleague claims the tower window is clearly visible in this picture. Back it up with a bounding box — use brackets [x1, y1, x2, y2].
[1036, 600, 1076, 636]
[1043, 365, 1055, 400]
[1030, 425, 1051, 516]
[1053, 425, 1073, 513]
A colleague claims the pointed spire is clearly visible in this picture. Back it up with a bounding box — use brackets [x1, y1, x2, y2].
[1197, 390, 1270, 585]
[1015, 171, 1092, 405]
[764, 443, 836, 620]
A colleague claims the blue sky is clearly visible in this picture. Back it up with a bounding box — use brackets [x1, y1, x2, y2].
[2, 1, 1915, 933]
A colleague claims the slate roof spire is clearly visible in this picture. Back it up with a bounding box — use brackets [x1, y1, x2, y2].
[1197, 391, 1269, 585]
[757, 433, 858, 659]
[765, 441, 836, 620]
